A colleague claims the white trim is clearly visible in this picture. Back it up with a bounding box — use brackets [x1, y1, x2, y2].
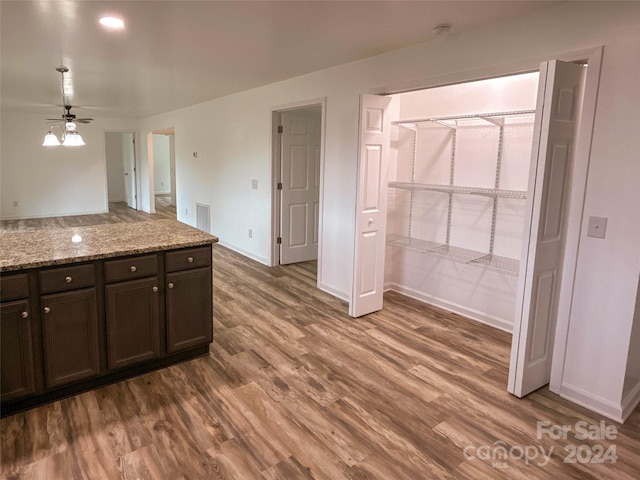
[621, 381, 640, 423]
[0, 208, 108, 220]
[218, 241, 269, 266]
[560, 383, 623, 424]
[318, 282, 349, 303]
[550, 46, 604, 393]
[269, 97, 327, 289]
[386, 283, 513, 333]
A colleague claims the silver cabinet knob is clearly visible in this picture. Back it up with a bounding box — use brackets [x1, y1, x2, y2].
[152, 286, 158, 293]
[21, 311, 29, 319]
[168, 283, 174, 289]
[187, 256, 194, 263]
[44, 307, 51, 314]
[65, 276, 73, 283]
[130, 265, 137, 272]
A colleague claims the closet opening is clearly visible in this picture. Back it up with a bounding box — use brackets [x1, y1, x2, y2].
[384, 71, 540, 332]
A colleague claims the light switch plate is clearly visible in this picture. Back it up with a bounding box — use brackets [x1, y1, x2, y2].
[587, 216, 607, 239]
[251, 179, 258, 190]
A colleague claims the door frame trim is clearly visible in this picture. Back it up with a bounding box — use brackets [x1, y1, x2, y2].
[103, 129, 140, 211]
[269, 98, 327, 276]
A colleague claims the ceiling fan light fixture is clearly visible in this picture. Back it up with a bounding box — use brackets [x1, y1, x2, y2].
[42, 130, 61, 146]
[62, 131, 85, 147]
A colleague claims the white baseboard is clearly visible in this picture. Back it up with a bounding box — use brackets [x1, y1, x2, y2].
[1, 208, 108, 220]
[385, 282, 513, 333]
[318, 282, 349, 303]
[560, 382, 624, 423]
[620, 380, 640, 423]
[217, 241, 269, 266]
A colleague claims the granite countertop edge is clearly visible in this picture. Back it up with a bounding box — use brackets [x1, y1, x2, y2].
[0, 220, 219, 273]
[0, 239, 217, 273]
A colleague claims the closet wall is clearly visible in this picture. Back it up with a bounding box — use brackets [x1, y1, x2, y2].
[385, 72, 539, 331]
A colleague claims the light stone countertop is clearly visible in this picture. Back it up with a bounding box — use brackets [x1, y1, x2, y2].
[0, 219, 218, 272]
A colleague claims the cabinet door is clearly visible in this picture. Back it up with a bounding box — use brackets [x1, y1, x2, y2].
[106, 277, 161, 370]
[41, 288, 100, 388]
[1, 300, 36, 402]
[166, 267, 212, 353]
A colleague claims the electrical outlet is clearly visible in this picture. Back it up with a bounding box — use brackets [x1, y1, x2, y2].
[248, 229, 253, 238]
[251, 179, 258, 190]
[185, 208, 189, 215]
[13, 201, 18, 207]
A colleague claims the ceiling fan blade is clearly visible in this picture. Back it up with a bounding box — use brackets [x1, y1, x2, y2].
[46, 118, 64, 122]
[75, 118, 94, 123]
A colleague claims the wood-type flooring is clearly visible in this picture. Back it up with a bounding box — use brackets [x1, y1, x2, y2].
[1, 206, 639, 479]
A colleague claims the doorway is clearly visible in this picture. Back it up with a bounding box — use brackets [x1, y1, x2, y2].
[148, 128, 176, 217]
[271, 101, 325, 280]
[105, 131, 137, 210]
[352, 48, 602, 400]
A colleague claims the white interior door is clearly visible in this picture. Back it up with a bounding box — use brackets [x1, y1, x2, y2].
[123, 133, 137, 209]
[508, 60, 586, 397]
[280, 108, 321, 265]
[349, 94, 394, 317]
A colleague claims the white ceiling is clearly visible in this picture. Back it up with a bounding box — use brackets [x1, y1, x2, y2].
[1, 1, 560, 120]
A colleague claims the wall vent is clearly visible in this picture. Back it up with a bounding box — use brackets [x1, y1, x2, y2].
[196, 203, 211, 233]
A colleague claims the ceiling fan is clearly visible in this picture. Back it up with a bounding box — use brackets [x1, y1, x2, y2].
[43, 66, 92, 146]
[46, 66, 94, 124]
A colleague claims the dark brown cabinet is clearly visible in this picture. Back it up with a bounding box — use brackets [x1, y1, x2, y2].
[104, 254, 161, 370]
[41, 288, 100, 388]
[165, 246, 213, 353]
[166, 267, 213, 352]
[0, 299, 36, 402]
[1, 273, 38, 403]
[1, 243, 213, 415]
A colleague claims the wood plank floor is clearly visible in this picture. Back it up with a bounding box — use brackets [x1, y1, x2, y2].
[1, 207, 639, 479]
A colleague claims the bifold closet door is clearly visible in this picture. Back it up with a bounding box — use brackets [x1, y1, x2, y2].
[350, 94, 394, 317]
[508, 60, 586, 397]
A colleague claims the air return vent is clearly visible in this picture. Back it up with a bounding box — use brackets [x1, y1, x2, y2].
[196, 203, 210, 233]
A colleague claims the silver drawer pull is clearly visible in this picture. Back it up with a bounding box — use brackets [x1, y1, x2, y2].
[21, 311, 29, 319]
[65, 276, 73, 283]
[130, 265, 137, 272]
[44, 307, 51, 314]
[168, 283, 174, 289]
[187, 256, 194, 263]
[152, 286, 158, 293]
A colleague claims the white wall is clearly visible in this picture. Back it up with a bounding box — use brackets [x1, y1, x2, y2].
[105, 132, 126, 202]
[153, 134, 171, 195]
[0, 112, 139, 219]
[385, 73, 538, 331]
[134, 2, 639, 419]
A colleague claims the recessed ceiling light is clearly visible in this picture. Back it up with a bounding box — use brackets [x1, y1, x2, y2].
[99, 16, 125, 30]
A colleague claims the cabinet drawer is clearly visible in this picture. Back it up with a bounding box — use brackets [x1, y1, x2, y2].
[39, 264, 96, 294]
[105, 254, 158, 283]
[166, 246, 211, 272]
[0, 273, 29, 301]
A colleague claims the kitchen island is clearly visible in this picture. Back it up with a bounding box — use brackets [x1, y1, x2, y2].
[0, 219, 218, 415]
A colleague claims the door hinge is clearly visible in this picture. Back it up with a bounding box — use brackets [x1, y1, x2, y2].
[277, 182, 283, 190]
[277, 237, 282, 244]
[278, 125, 283, 134]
